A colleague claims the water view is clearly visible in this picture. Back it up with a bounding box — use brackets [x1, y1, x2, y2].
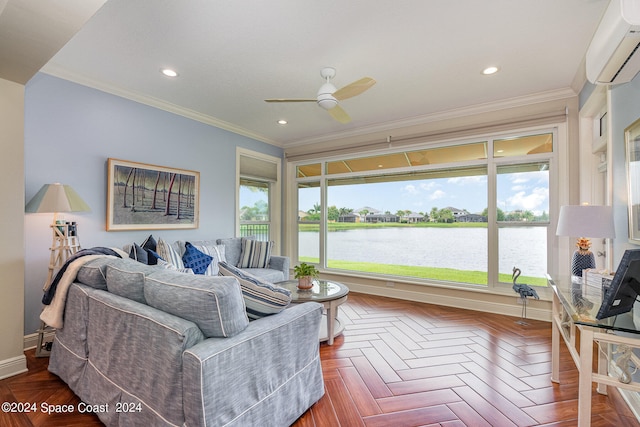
[299, 226, 547, 282]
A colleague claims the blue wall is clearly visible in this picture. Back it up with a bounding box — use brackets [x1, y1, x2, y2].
[24, 73, 283, 334]
[609, 75, 640, 263]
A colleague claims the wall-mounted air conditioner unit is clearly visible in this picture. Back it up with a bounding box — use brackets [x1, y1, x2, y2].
[586, 0, 640, 85]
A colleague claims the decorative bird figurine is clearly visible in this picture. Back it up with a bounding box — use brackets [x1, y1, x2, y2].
[512, 267, 540, 300]
[512, 267, 539, 325]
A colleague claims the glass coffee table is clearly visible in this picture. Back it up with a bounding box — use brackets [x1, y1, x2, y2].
[278, 280, 349, 345]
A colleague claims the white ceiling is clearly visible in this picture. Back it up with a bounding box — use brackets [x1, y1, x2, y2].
[5, 0, 611, 148]
[0, 0, 106, 84]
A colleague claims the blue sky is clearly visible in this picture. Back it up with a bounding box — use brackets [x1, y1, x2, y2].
[239, 169, 550, 216]
[296, 169, 549, 215]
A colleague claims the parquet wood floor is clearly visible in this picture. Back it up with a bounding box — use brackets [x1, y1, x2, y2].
[1, 292, 638, 426]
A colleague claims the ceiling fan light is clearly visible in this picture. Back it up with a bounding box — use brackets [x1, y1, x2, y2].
[317, 96, 338, 110]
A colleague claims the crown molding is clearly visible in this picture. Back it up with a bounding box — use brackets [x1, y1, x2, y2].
[284, 87, 578, 149]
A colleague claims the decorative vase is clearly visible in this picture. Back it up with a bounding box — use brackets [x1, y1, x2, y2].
[297, 276, 314, 290]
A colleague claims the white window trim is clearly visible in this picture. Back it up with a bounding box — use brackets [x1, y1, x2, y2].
[236, 148, 281, 253]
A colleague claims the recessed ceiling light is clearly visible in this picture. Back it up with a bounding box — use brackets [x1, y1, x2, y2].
[482, 66, 499, 75]
[278, 119, 288, 125]
[161, 68, 178, 77]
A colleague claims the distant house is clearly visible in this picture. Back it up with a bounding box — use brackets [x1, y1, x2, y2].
[354, 206, 380, 215]
[457, 213, 487, 223]
[404, 212, 425, 223]
[445, 207, 469, 219]
[352, 206, 381, 222]
[366, 213, 399, 223]
[338, 213, 360, 223]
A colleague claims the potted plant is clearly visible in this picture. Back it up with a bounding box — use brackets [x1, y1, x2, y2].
[294, 262, 319, 290]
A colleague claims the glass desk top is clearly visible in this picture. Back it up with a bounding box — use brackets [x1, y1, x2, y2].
[548, 274, 640, 335]
[277, 280, 349, 303]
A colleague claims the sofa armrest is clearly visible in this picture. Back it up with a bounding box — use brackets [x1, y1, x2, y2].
[268, 255, 290, 279]
[182, 302, 324, 427]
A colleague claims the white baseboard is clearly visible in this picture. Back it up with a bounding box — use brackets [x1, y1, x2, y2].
[23, 332, 39, 351]
[344, 281, 551, 322]
[0, 355, 27, 380]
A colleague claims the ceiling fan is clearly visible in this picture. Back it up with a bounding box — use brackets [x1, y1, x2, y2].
[264, 67, 375, 124]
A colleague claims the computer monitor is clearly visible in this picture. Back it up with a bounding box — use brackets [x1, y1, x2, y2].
[596, 249, 640, 320]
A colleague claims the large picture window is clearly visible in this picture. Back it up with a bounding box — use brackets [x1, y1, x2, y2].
[294, 130, 555, 289]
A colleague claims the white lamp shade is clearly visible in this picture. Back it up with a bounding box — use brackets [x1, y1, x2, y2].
[25, 183, 91, 214]
[556, 205, 615, 239]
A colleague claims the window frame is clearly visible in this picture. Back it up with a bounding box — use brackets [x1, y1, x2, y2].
[287, 124, 564, 295]
[236, 148, 281, 251]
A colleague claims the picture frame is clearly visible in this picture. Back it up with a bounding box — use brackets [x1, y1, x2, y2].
[107, 158, 200, 231]
[625, 118, 640, 244]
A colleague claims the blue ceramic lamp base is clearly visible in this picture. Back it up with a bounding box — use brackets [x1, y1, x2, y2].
[571, 251, 596, 277]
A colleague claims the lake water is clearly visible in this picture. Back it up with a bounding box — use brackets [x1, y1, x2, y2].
[299, 226, 547, 278]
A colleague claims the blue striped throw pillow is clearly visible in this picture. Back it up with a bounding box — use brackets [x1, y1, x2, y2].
[218, 261, 291, 319]
[238, 238, 273, 268]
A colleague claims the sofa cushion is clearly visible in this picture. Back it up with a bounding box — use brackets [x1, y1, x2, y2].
[76, 257, 120, 290]
[182, 242, 213, 275]
[216, 236, 255, 267]
[145, 269, 249, 338]
[105, 258, 157, 304]
[218, 261, 291, 320]
[238, 239, 273, 269]
[157, 237, 185, 270]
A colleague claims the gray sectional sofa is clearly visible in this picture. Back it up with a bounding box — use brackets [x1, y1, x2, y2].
[48, 256, 324, 427]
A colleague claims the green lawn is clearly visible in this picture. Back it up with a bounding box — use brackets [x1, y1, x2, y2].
[299, 257, 546, 287]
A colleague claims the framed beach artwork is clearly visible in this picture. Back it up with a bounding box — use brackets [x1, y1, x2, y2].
[107, 158, 200, 231]
[626, 118, 640, 244]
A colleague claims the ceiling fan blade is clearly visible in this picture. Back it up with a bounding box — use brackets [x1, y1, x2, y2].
[264, 98, 316, 103]
[332, 77, 376, 101]
[328, 104, 351, 124]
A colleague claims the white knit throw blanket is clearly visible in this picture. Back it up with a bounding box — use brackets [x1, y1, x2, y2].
[40, 254, 119, 329]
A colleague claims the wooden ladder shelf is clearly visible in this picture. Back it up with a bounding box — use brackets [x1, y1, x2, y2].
[36, 222, 81, 357]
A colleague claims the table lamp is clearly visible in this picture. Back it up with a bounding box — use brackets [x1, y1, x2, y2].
[25, 182, 91, 283]
[556, 204, 615, 277]
[25, 183, 91, 357]
[25, 183, 91, 221]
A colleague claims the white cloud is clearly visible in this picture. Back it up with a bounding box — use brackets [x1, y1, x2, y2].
[430, 190, 446, 200]
[402, 184, 419, 195]
[419, 182, 437, 191]
[506, 187, 549, 213]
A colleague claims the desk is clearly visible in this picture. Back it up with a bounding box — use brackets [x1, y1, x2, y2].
[548, 275, 640, 426]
